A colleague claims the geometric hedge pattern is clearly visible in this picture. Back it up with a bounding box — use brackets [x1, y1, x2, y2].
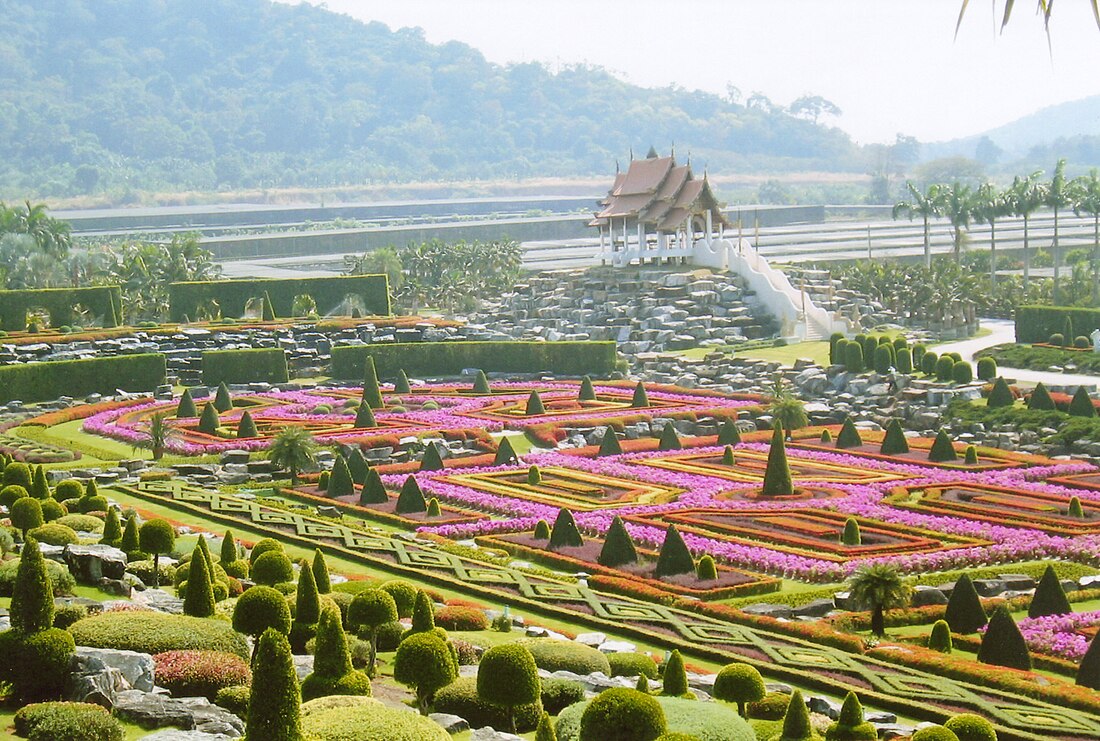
[111, 479, 1100, 740]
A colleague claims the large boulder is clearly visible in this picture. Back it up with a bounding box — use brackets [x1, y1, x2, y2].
[73, 646, 155, 692]
[64, 544, 128, 583]
[114, 691, 243, 737]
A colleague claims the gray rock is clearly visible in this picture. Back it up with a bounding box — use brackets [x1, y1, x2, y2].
[140, 732, 235, 741]
[793, 599, 835, 618]
[73, 646, 155, 692]
[471, 727, 524, 741]
[808, 695, 841, 719]
[67, 663, 129, 707]
[742, 603, 794, 620]
[910, 586, 948, 607]
[114, 691, 243, 737]
[430, 713, 470, 734]
[294, 654, 315, 681]
[972, 579, 1007, 597]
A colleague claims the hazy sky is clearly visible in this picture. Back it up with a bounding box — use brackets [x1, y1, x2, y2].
[292, 0, 1100, 144]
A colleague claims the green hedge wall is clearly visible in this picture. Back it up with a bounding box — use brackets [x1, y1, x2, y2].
[168, 275, 390, 322]
[331, 341, 618, 379]
[202, 348, 289, 386]
[0, 286, 122, 331]
[1016, 306, 1100, 343]
[0, 354, 166, 403]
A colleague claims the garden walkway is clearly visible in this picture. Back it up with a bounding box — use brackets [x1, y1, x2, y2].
[934, 318, 1100, 389]
[112, 479, 1100, 741]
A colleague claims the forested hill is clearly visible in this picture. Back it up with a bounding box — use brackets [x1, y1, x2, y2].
[0, 0, 861, 200]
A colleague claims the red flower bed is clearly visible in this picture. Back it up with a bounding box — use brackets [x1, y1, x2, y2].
[23, 397, 152, 427]
[434, 605, 490, 631]
[153, 650, 252, 700]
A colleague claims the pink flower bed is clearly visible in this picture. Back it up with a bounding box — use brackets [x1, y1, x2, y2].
[1011, 611, 1100, 661]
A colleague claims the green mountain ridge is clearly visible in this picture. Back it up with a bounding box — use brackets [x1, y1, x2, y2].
[0, 0, 861, 200]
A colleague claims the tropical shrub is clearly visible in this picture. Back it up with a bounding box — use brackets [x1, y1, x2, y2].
[152, 650, 251, 700]
[13, 701, 124, 741]
[69, 610, 249, 657]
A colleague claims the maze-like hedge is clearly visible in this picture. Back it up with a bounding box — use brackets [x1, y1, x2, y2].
[0, 285, 122, 330]
[168, 274, 391, 322]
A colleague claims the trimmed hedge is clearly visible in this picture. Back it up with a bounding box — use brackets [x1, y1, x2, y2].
[169, 274, 390, 322]
[432, 676, 544, 732]
[302, 696, 449, 741]
[0, 286, 122, 331]
[517, 638, 611, 675]
[1016, 305, 1100, 344]
[331, 341, 617, 379]
[13, 701, 124, 741]
[0, 353, 166, 404]
[68, 610, 250, 658]
[202, 348, 289, 385]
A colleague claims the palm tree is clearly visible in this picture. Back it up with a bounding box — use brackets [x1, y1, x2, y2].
[892, 182, 940, 269]
[1071, 170, 1100, 304]
[267, 426, 319, 486]
[972, 182, 1010, 290]
[847, 564, 911, 638]
[1006, 172, 1046, 288]
[1046, 159, 1072, 305]
[935, 182, 976, 262]
[768, 374, 808, 437]
[133, 412, 177, 460]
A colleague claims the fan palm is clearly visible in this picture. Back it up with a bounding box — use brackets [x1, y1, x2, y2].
[972, 182, 1011, 291]
[892, 182, 940, 268]
[768, 374, 808, 437]
[267, 425, 319, 485]
[1046, 159, 1072, 305]
[848, 564, 911, 638]
[1071, 170, 1100, 304]
[133, 412, 177, 460]
[1006, 172, 1046, 288]
[935, 182, 976, 263]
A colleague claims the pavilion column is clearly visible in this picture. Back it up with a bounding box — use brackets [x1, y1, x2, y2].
[705, 210, 713, 245]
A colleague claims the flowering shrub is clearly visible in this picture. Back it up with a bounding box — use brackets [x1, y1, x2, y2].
[153, 650, 252, 700]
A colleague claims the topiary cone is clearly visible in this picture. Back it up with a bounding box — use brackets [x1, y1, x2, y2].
[944, 573, 987, 634]
[359, 469, 388, 505]
[1077, 632, 1100, 689]
[237, 410, 258, 438]
[362, 356, 384, 409]
[631, 381, 650, 408]
[597, 515, 638, 567]
[494, 436, 519, 466]
[654, 524, 694, 578]
[927, 430, 958, 463]
[354, 401, 376, 428]
[426, 498, 441, 517]
[1070, 495, 1085, 518]
[717, 419, 741, 446]
[176, 389, 197, 418]
[578, 375, 596, 401]
[1069, 386, 1097, 418]
[198, 403, 220, 435]
[835, 418, 863, 449]
[473, 369, 491, 394]
[183, 543, 215, 618]
[761, 424, 794, 497]
[879, 419, 909, 455]
[395, 476, 427, 514]
[779, 689, 812, 740]
[525, 390, 546, 415]
[419, 442, 445, 471]
[393, 369, 412, 395]
[660, 649, 689, 697]
[977, 605, 1032, 671]
[548, 508, 583, 550]
[986, 377, 1015, 408]
[721, 445, 736, 466]
[1029, 564, 1072, 619]
[245, 629, 303, 740]
[527, 465, 542, 485]
[1027, 382, 1056, 411]
[597, 426, 622, 456]
[657, 422, 681, 450]
[311, 548, 331, 594]
[214, 382, 233, 412]
[328, 456, 354, 498]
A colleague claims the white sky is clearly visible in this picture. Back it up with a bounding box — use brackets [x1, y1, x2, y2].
[290, 0, 1100, 144]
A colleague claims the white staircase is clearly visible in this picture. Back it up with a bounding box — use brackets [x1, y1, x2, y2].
[692, 237, 849, 341]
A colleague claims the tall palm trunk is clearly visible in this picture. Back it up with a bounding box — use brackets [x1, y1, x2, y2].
[1023, 215, 1031, 288]
[989, 219, 997, 291]
[922, 214, 931, 269]
[871, 605, 885, 638]
[1053, 207, 1062, 305]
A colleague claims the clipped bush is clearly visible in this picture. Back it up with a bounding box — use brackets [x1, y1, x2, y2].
[911, 728, 960, 741]
[1028, 564, 1072, 618]
[301, 601, 372, 702]
[928, 620, 953, 653]
[518, 638, 611, 675]
[549, 507, 584, 550]
[0, 552, 73, 597]
[773, 689, 815, 741]
[558, 695, 752, 741]
[249, 537, 284, 566]
[748, 692, 791, 720]
[761, 424, 793, 496]
[0, 483, 28, 508]
[395, 475, 428, 512]
[835, 418, 862, 449]
[27, 522, 79, 546]
[434, 604, 489, 631]
[951, 361, 974, 384]
[976, 357, 997, 381]
[718, 420, 742, 446]
[597, 425, 623, 457]
[844, 342, 864, 373]
[944, 574, 987, 634]
[380, 579, 418, 618]
[655, 524, 695, 578]
[935, 354, 955, 382]
[216, 685, 251, 719]
[541, 677, 587, 715]
[233, 585, 292, 649]
[11, 496, 44, 536]
[52, 603, 88, 630]
[1027, 382, 1056, 411]
[1049, 332, 1065, 347]
[824, 691, 876, 741]
[608, 652, 659, 680]
[660, 649, 690, 698]
[1069, 386, 1098, 418]
[873, 344, 892, 374]
[921, 351, 939, 376]
[246, 628, 303, 740]
[714, 662, 766, 717]
[348, 588, 398, 677]
[598, 515, 638, 567]
[579, 688, 666, 741]
[927, 430, 958, 463]
[0, 627, 76, 702]
[56, 513, 103, 534]
[478, 643, 542, 733]
[879, 419, 909, 455]
[70, 610, 249, 658]
[252, 550, 294, 586]
[13, 701, 124, 741]
[393, 630, 458, 714]
[696, 554, 718, 580]
[943, 714, 997, 741]
[302, 696, 449, 741]
[153, 650, 251, 700]
[896, 347, 913, 374]
[977, 606, 1032, 671]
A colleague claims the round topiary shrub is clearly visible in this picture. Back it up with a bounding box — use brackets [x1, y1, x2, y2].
[518, 638, 612, 675]
[0, 557, 74, 597]
[976, 357, 997, 381]
[0, 483, 28, 508]
[54, 514, 103, 533]
[125, 559, 176, 587]
[608, 652, 660, 679]
[432, 676, 544, 731]
[541, 677, 586, 715]
[748, 692, 791, 720]
[0, 627, 77, 702]
[39, 498, 67, 523]
[579, 688, 667, 741]
[714, 662, 766, 717]
[911, 727, 960, 741]
[153, 650, 251, 700]
[935, 355, 955, 382]
[77, 496, 109, 514]
[52, 603, 89, 630]
[375, 620, 405, 651]
[1049, 333, 1065, 346]
[1076, 335, 1091, 349]
[380, 579, 419, 618]
[952, 361, 974, 384]
[434, 605, 489, 631]
[251, 550, 294, 586]
[13, 701, 124, 741]
[943, 714, 997, 741]
[233, 584, 292, 644]
[478, 643, 542, 733]
[27, 522, 79, 547]
[658, 696, 754, 741]
[53, 480, 85, 502]
[68, 610, 249, 658]
[301, 695, 449, 741]
[215, 684, 251, 720]
[248, 537, 284, 565]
